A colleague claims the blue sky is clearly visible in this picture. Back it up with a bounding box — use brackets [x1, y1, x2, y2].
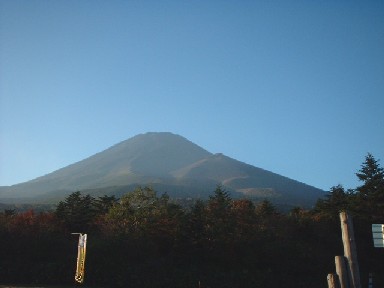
[1, 0, 383, 191]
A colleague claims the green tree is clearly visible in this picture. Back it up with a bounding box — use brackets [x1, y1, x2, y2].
[205, 186, 234, 246]
[314, 185, 351, 218]
[231, 199, 257, 243]
[184, 199, 207, 248]
[355, 153, 384, 220]
[55, 191, 96, 231]
[104, 187, 155, 236]
[104, 187, 183, 241]
[207, 185, 232, 218]
[356, 153, 384, 197]
[94, 195, 118, 215]
[255, 200, 277, 217]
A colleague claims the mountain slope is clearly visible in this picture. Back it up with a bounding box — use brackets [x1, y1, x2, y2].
[0, 132, 324, 206]
[172, 153, 323, 204]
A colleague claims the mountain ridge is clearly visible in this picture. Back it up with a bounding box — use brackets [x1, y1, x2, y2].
[0, 132, 325, 207]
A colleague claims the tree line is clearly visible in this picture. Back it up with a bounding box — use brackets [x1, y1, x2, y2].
[0, 153, 384, 287]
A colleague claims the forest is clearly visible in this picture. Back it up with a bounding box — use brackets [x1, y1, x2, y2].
[1, 153, 384, 288]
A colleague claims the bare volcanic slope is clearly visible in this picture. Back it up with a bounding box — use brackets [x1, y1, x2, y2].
[0, 132, 212, 198]
[172, 153, 324, 205]
[0, 132, 324, 206]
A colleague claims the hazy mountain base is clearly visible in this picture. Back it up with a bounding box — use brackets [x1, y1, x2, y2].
[0, 182, 320, 213]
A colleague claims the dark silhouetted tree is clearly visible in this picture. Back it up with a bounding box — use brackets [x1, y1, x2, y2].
[355, 153, 384, 221]
[94, 195, 118, 215]
[356, 153, 384, 196]
[255, 200, 277, 217]
[314, 185, 351, 218]
[55, 191, 96, 231]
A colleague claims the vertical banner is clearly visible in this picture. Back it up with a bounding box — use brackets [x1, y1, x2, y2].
[72, 233, 87, 284]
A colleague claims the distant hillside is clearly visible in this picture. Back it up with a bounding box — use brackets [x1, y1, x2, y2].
[0, 132, 325, 207]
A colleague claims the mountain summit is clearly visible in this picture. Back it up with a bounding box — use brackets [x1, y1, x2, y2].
[0, 132, 324, 207]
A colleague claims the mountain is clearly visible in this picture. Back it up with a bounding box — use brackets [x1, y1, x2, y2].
[0, 132, 325, 207]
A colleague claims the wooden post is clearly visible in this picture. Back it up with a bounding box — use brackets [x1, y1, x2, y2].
[340, 211, 361, 288]
[335, 256, 348, 288]
[327, 273, 338, 288]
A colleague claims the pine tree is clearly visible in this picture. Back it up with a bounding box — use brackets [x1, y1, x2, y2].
[356, 153, 384, 197]
[55, 191, 96, 231]
[355, 153, 384, 221]
[314, 185, 350, 218]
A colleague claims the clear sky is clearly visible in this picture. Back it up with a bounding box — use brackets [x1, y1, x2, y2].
[1, 0, 383, 191]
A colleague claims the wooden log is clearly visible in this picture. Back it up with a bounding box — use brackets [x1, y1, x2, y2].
[340, 211, 361, 288]
[335, 256, 348, 288]
[327, 273, 338, 288]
